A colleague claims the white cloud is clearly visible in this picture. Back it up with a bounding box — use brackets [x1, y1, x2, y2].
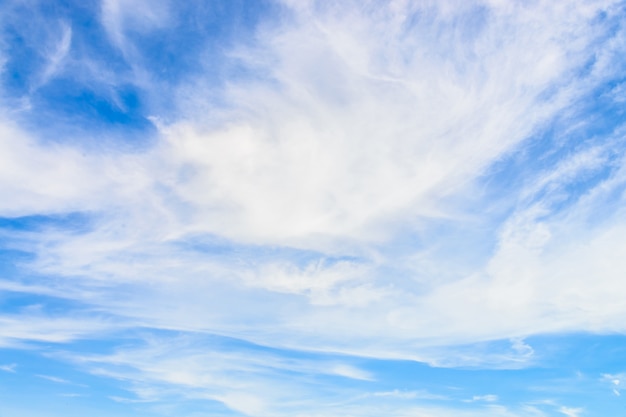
[2, 5, 626, 414]
[559, 406, 583, 417]
[0, 116, 164, 221]
[60, 333, 554, 417]
[602, 373, 625, 396]
[63, 334, 376, 416]
[0, 313, 120, 347]
[101, 0, 170, 51]
[329, 364, 374, 381]
[36, 374, 71, 384]
[161, 0, 609, 249]
[31, 22, 72, 92]
[370, 389, 446, 400]
[469, 394, 499, 402]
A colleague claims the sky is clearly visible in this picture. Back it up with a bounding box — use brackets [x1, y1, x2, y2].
[1, 0, 626, 416]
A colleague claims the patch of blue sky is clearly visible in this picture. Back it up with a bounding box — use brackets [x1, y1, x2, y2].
[0, 212, 93, 233]
[0, 215, 91, 291]
[478, 83, 626, 224]
[0, 213, 94, 274]
[48, 330, 385, 414]
[0, 290, 86, 316]
[0, 349, 167, 417]
[174, 233, 364, 268]
[0, 247, 34, 276]
[0, 0, 283, 148]
[30, 79, 154, 142]
[103, 0, 282, 115]
[133, 0, 279, 80]
[478, 17, 626, 210]
[8, 331, 626, 416]
[1, 1, 152, 146]
[2, 322, 626, 416]
[361, 334, 626, 414]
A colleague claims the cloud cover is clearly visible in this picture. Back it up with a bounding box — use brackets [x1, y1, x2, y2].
[2, 0, 626, 416]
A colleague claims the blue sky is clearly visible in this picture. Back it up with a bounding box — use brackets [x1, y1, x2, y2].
[2, 0, 626, 416]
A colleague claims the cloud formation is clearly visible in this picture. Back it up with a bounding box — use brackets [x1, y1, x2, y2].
[2, 1, 626, 416]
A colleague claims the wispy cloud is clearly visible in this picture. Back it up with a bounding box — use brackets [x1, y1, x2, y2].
[5, 0, 623, 354]
[559, 406, 584, 417]
[30, 22, 72, 92]
[0, 363, 17, 373]
[0, 312, 122, 347]
[101, 0, 170, 52]
[467, 394, 499, 403]
[2, 1, 626, 416]
[59, 332, 380, 415]
[0, 0, 622, 366]
[37, 374, 71, 384]
[602, 373, 625, 396]
[369, 389, 447, 400]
